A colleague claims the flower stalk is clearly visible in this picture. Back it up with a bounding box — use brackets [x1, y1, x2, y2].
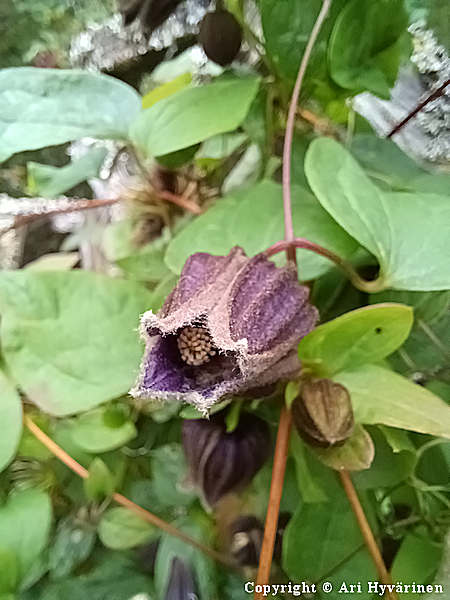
[24, 415, 236, 570]
[255, 2, 333, 596]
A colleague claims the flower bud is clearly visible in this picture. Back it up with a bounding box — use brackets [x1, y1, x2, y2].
[164, 557, 198, 600]
[182, 412, 270, 506]
[292, 379, 354, 447]
[230, 516, 264, 566]
[199, 10, 243, 66]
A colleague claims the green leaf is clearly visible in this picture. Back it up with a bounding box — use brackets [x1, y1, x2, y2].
[313, 425, 375, 472]
[0, 371, 22, 473]
[298, 304, 413, 377]
[0, 271, 152, 416]
[142, 72, 192, 109]
[305, 137, 450, 291]
[32, 553, 154, 600]
[151, 444, 195, 509]
[391, 533, 442, 596]
[282, 494, 374, 582]
[83, 458, 115, 502]
[0, 489, 51, 581]
[353, 427, 415, 489]
[165, 180, 358, 281]
[48, 517, 96, 580]
[130, 76, 260, 158]
[329, 0, 409, 97]
[260, 0, 346, 82]
[0, 549, 18, 594]
[25, 253, 79, 272]
[335, 364, 450, 438]
[27, 147, 107, 198]
[0, 68, 141, 162]
[350, 134, 450, 195]
[69, 409, 137, 453]
[98, 507, 155, 550]
[102, 219, 171, 283]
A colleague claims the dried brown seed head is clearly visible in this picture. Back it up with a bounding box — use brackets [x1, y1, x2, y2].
[177, 326, 217, 366]
[292, 378, 354, 447]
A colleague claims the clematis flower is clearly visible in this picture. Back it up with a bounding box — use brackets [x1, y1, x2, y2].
[131, 246, 318, 412]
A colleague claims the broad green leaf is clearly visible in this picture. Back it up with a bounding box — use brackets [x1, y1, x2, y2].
[335, 364, 450, 438]
[0, 489, 51, 581]
[370, 289, 450, 380]
[391, 534, 442, 596]
[130, 77, 260, 158]
[298, 304, 413, 376]
[260, 0, 346, 81]
[27, 147, 107, 198]
[48, 517, 96, 580]
[0, 68, 141, 162]
[0, 549, 18, 594]
[151, 444, 195, 509]
[165, 181, 359, 281]
[305, 137, 450, 290]
[98, 507, 155, 550]
[30, 553, 154, 600]
[353, 427, 415, 489]
[69, 409, 137, 453]
[351, 134, 450, 195]
[0, 271, 152, 416]
[0, 371, 22, 473]
[102, 219, 170, 283]
[83, 458, 115, 502]
[282, 494, 374, 582]
[329, 0, 409, 97]
[313, 425, 375, 471]
[142, 72, 192, 109]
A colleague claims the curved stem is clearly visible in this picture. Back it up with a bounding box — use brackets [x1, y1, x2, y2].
[282, 0, 333, 248]
[255, 3, 333, 597]
[339, 471, 397, 600]
[24, 415, 236, 570]
[265, 238, 385, 293]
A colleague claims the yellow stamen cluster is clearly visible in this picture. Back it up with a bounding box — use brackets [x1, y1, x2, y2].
[177, 326, 217, 366]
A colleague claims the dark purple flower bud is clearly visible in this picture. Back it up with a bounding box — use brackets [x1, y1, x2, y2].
[182, 412, 271, 506]
[292, 378, 354, 448]
[164, 557, 198, 600]
[131, 247, 318, 413]
[230, 515, 264, 567]
[199, 10, 243, 66]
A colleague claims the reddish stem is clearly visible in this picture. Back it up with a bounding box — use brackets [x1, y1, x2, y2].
[387, 78, 449, 138]
[24, 416, 235, 569]
[265, 238, 385, 292]
[255, 2, 333, 597]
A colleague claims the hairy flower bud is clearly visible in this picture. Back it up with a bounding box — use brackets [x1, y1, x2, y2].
[131, 247, 318, 413]
[292, 379, 354, 447]
[182, 412, 271, 506]
[164, 557, 198, 600]
[199, 10, 243, 66]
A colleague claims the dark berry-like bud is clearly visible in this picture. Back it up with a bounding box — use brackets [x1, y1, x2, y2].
[292, 379, 354, 448]
[230, 515, 264, 566]
[182, 412, 271, 506]
[199, 10, 243, 66]
[164, 557, 198, 600]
